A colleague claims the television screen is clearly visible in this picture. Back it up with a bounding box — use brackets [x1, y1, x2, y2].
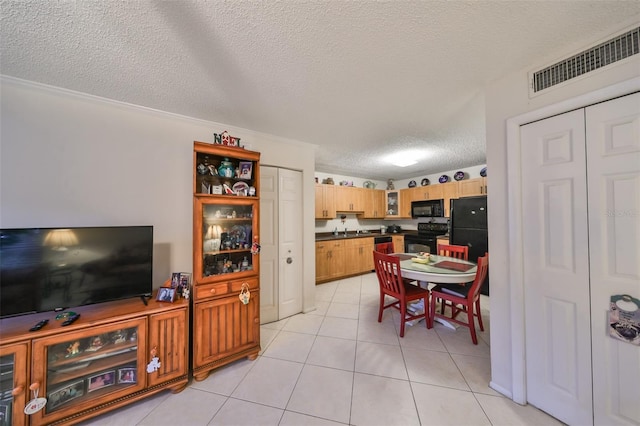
[0, 226, 153, 318]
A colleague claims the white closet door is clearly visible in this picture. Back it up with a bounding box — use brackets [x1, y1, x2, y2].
[587, 92, 640, 426]
[278, 168, 303, 319]
[259, 167, 304, 322]
[521, 109, 593, 425]
[260, 167, 279, 323]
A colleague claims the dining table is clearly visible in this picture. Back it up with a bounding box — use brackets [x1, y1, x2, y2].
[393, 253, 477, 284]
[392, 253, 477, 330]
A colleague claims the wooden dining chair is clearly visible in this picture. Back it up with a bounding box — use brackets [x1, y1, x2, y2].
[373, 251, 430, 337]
[428, 244, 470, 311]
[437, 244, 468, 260]
[427, 252, 489, 344]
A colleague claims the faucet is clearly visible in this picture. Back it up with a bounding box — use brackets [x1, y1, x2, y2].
[344, 228, 348, 237]
[333, 227, 338, 236]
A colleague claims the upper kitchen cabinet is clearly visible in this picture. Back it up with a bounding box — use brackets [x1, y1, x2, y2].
[361, 189, 386, 219]
[315, 184, 336, 219]
[441, 182, 459, 217]
[407, 184, 444, 201]
[457, 177, 487, 197]
[385, 190, 401, 218]
[335, 186, 364, 213]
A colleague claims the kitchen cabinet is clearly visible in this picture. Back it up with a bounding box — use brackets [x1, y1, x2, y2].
[441, 182, 459, 217]
[315, 184, 336, 219]
[385, 190, 401, 218]
[392, 235, 404, 253]
[436, 237, 450, 251]
[192, 142, 261, 381]
[361, 189, 386, 219]
[344, 237, 375, 275]
[335, 186, 364, 212]
[315, 240, 346, 283]
[405, 185, 444, 202]
[399, 189, 414, 218]
[457, 177, 487, 197]
[0, 298, 188, 425]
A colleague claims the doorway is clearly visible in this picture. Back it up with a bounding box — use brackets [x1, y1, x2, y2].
[259, 166, 303, 323]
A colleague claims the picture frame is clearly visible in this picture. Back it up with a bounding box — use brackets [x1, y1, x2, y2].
[48, 380, 85, 410]
[179, 272, 191, 294]
[170, 272, 181, 289]
[117, 367, 137, 384]
[0, 401, 11, 425]
[87, 370, 115, 393]
[239, 161, 252, 179]
[156, 286, 176, 303]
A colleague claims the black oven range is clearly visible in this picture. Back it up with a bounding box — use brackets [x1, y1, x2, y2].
[404, 222, 448, 254]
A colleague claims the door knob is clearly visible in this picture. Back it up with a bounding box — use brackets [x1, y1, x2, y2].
[286, 257, 293, 264]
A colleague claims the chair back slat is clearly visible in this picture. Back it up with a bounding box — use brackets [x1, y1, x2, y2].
[468, 253, 489, 300]
[373, 251, 404, 296]
[437, 244, 469, 260]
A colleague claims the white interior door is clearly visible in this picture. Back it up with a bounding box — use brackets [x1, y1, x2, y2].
[278, 168, 303, 319]
[259, 166, 303, 323]
[260, 167, 278, 323]
[520, 109, 593, 425]
[586, 92, 640, 426]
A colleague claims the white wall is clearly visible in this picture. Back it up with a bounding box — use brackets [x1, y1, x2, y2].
[0, 77, 318, 313]
[484, 20, 640, 399]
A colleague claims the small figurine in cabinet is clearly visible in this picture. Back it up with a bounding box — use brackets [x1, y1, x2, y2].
[112, 330, 127, 344]
[85, 336, 104, 352]
[66, 341, 81, 357]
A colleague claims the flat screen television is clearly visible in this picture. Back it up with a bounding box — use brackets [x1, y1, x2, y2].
[0, 226, 153, 319]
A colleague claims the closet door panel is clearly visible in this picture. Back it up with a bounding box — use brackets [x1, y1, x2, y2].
[587, 92, 640, 426]
[520, 109, 592, 426]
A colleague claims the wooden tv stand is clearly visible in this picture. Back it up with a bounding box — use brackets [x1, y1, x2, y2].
[0, 295, 189, 425]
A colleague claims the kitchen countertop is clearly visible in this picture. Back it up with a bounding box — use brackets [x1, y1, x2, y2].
[315, 231, 414, 242]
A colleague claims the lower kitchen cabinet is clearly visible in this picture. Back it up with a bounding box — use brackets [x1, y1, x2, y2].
[0, 297, 188, 425]
[192, 278, 260, 382]
[344, 237, 375, 275]
[317, 237, 377, 284]
[316, 240, 345, 283]
[392, 235, 404, 253]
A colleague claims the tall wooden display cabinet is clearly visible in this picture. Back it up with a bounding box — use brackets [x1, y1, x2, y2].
[192, 142, 261, 381]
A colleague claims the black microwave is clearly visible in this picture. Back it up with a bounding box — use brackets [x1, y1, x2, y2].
[411, 199, 444, 218]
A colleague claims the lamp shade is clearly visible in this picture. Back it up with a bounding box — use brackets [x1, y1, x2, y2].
[43, 229, 79, 250]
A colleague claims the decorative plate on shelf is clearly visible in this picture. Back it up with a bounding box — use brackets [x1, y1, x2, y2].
[408, 180, 417, 188]
[454, 171, 466, 181]
[421, 178, 430, 186]
[480, 167, 487, 177]
[232, 181, 249, 195]
[439, 175, 450, 183]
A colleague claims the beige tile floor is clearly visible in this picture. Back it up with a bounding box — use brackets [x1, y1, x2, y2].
[81, 273, 563, 425]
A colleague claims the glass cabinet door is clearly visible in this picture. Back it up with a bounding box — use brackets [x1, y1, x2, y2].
[0, 343, 28, 426]
[32, 318, 146, 423]
[195, 198, 259, 282]
[386, 190, 399, 216]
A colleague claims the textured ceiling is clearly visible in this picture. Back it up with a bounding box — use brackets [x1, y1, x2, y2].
[2, 1, 639, 180]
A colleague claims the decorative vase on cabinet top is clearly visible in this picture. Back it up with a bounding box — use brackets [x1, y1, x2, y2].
[218, 158, 234, 178]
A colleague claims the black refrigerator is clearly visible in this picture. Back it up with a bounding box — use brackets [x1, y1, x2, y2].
[450, 196, 489, 295]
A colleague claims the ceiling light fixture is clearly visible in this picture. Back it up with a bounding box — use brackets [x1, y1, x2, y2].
[384, 150, 427, 168]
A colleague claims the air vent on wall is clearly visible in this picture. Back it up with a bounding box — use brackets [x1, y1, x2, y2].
[530, 26, 639, 95]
